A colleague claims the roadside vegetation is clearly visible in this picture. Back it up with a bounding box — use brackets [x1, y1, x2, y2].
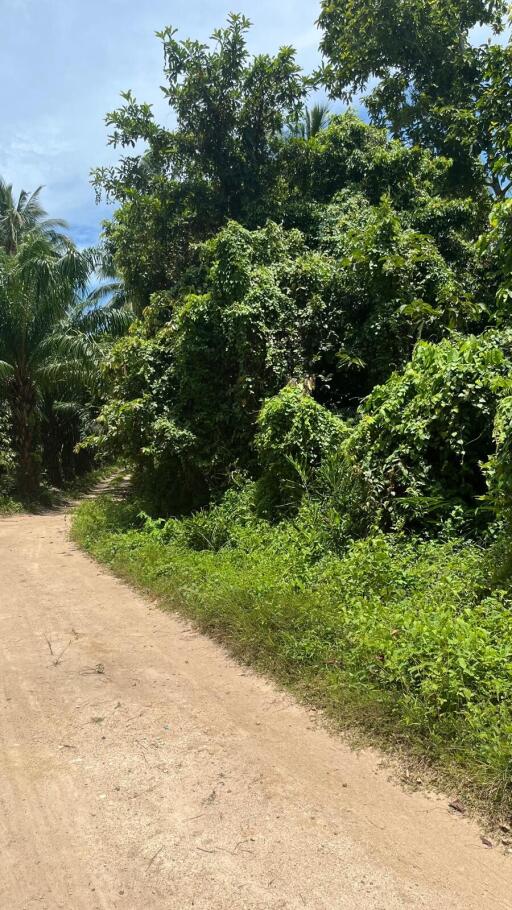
[74, 494, 512, 812]
[4, 1, 512, 812]
[0, 180, 130, 507]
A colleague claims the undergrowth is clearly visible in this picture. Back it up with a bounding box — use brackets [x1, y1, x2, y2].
[0, 464, 119, 515]
[0, 495, 24, 515]
[73, 491, 512, 818]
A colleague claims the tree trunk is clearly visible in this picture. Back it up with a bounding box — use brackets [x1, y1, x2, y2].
[42, 429, 63, 487]
[41, 407, 64, 487]
[9, 376, 40, 499]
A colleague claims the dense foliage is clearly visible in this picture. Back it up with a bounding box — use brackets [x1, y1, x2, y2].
[0, 183, 129, 500]
[93, 98, 496, 509]
[88, 9, 512, 531]
[344, 331, 512, 530]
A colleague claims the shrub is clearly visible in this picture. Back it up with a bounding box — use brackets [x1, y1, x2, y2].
[0, 403, 15, 496]
[255, 384, 347, 515]
[145, 480, 261, 552]
[344, 330, 512, 530]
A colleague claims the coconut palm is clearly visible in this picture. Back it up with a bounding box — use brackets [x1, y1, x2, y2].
[288, 103, 331, 139]
[0, 178, 68, 255]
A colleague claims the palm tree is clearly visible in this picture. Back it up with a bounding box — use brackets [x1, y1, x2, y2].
[40, 289, 131, 485]
[0, 233, 129, 497]
[288, 103, 331, 139]
[0, 178, 68, 255]
[85, 247, 130, 312]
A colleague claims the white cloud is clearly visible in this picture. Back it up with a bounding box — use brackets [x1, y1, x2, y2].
[5, 122, 70, 161]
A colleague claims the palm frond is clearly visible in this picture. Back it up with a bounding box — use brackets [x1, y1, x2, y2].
[0, 360, 15, 384]
[306, 103, 331, 137]
[286, 103, 331, 140]
[0, 177, 69, 254]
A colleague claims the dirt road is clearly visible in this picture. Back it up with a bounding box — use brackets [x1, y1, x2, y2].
[0, 505, 510, 909]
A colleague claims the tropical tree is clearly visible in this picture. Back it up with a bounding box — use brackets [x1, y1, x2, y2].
[91, 14, 308, 309]
[288, 103, 331, 139]
[317, 0, 509, 195]
[0, 178, 67, 255]
[40, 286, 132, 485]
[0, 231, 128, 497]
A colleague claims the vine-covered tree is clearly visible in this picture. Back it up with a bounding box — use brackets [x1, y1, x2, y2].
[88, 11, 512, 533]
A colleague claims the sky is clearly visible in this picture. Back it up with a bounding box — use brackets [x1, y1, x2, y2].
[0, 0, 326, 247]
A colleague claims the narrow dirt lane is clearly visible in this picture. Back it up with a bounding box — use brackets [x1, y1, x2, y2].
[0, 506, 510, 909]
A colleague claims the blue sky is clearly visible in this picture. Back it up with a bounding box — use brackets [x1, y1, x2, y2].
[0, 0, 325, 247]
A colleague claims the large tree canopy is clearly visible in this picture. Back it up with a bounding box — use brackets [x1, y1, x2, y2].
[317, 0, 511, 195]
[92, 14, 308, 312]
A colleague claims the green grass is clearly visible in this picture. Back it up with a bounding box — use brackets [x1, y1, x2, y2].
[72, 493, 512, 818]
[0, 495, 24, 515]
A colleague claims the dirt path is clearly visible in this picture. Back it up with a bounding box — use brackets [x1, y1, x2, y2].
[0, 506, 511, 910]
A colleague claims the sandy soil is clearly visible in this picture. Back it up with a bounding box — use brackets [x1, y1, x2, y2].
[0, 503, 511, 909]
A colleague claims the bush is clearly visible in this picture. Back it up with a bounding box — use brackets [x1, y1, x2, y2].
[344, 330, 512, 530]
[0, 403, 15, 496]
[144, 480, 261, 552]
[255, 384, 347, 515]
